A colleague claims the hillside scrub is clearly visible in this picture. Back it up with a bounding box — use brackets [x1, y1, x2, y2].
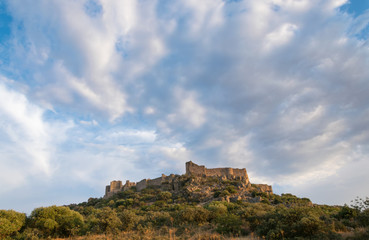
[2, 178, 369, 239]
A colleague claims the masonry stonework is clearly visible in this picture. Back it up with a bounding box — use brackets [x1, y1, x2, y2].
[185, 161, 250, 185]
[104, 180, 123, 198]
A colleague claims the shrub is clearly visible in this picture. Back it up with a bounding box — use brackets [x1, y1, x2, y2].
[205, 201, 228, 221]
[220, 190, 230, 197]
[254, 206, 330, 239]
[171, 206, 210, 226]
[29, 206, 84, 237]
[216, 214, 243, 235]
[158, 191, 172, 201]
[213, 190, 221, 198]
[226, 185, 237, 194]
[145, 211, 172, 227]
[0, 210, 26, 238]
[85, 207, 122, 234]
[117, 209, 139, 231]
[337, 205, 359, 220]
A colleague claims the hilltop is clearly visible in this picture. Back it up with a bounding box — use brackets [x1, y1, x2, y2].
[1, 161, 368, 239]
[104, 161, 273, 204]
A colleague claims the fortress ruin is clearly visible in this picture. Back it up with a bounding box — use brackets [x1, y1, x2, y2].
[105, 174, 180, 198]
[185, 161, 250, 185]
[104, 161, 269, 198]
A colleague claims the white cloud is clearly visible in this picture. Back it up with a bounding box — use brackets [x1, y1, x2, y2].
[7, 0, 169, 121]
[0, 78, 73, 193]
[179, 0, 225, 36]
[80, 119, 98, 126]
[0, 81, 50, 174]
[96, 129, 157, 144]
[263, 23, 298, 52]
[220, 135, 255, 168]
[166, 88, 206, 129]
[272, 0, 312, 12]
[2, 0, 369, 211]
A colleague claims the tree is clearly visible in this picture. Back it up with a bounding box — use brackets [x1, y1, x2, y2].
[0, 210, 26, 238]
[351, 197, 369, 212]
[29, 205, 84, 237]
[117, 208, 139, 231]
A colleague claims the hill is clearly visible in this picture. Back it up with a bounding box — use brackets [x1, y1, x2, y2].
[104, 161, 272, 205]
[1, 161, 369, 239]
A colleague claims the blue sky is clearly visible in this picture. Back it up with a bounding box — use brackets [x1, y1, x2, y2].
[1, 0, 369, 214]
[342, 0, 369, 16]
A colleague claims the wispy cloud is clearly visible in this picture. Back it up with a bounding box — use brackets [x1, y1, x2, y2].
[1, 0, 369, 211]
[0, 77, 73, 192]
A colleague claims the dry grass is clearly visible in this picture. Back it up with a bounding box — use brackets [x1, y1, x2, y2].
[54, 229, 262, 240]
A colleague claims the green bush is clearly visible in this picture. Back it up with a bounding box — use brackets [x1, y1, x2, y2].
[226, 185, 237, 194]
[220, 190, 230, 197]
[117, 209, 139, 231]
[213, 190, 221, 198]
[0, 210, 26, 238]
[145, 211, 172, 227]
[205, 201, 228, 221]
[170, 205, 210, 226]
[216, 213, 243, 235]
[254, 206, 333, 239]
[85, 207, 122, 234]
[29, 206, 84, 237]
[158, 191, 172, 201]
[337, 205, 359, 220]
[358, 209, 369, 227]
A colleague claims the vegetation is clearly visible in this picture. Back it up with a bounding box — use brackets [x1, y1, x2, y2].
[2, 178, 369, 239]
[0, 210, 26, 239]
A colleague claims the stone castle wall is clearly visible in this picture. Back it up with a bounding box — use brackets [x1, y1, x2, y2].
[136, 179, 148, 192]
[205, 168, 236, 178]
[253, 184, 273, 195]
[186, 161, 249, 184]
[186, 161, 206, 175]
[123, 180, 136, 191]
[105, 161, 254, 198]
[150, 175, 165, 186]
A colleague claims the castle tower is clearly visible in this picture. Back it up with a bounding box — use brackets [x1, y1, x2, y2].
[110, 180, 122, 191]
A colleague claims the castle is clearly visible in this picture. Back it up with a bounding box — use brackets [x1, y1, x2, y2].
[104, 161, 266, 198]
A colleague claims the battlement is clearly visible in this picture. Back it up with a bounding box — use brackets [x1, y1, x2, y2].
[185, 161, 250, 185]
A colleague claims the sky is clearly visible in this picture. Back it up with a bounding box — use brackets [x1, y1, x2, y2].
[0, 0, 369, 214]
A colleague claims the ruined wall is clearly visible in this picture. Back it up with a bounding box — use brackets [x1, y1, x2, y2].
[136, 179, 148, 191]
[122, 180, 136, 191]
[205, 168, 234, 177]
[253, 184, 273, 194]
[186, 161, 249, 184]
[105, 185, 110, 196]
[232, 168, 248, 178]
[148, 176, 163, 186]
[186, 161, 205, 176]
[105, 161, 254, 198]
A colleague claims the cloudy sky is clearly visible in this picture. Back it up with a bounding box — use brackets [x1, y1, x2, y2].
[1, 0, 369, 213]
